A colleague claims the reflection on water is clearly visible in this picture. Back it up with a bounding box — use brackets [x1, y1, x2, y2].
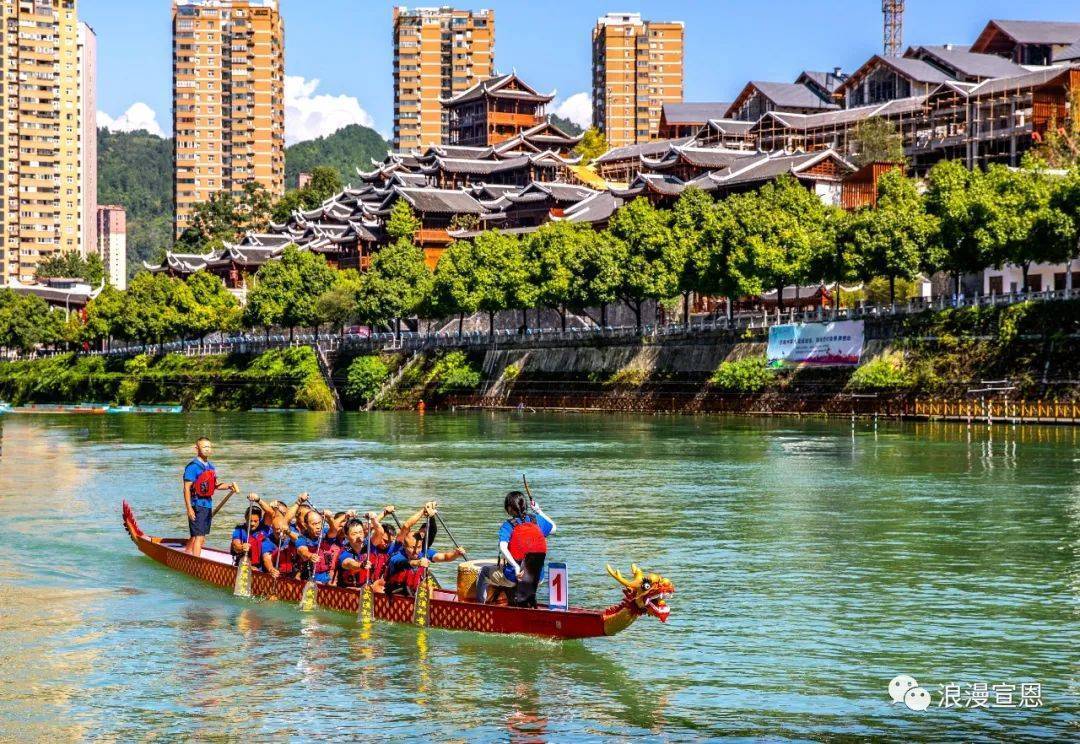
[0, 412, 1077, 740]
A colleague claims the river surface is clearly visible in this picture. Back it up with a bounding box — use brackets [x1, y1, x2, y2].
[0, 412, 1076, 741]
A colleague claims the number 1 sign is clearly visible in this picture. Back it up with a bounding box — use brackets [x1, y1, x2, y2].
[548, 562, 567, 611]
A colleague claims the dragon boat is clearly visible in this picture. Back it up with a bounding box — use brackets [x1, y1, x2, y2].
[122, 503, 673, 639]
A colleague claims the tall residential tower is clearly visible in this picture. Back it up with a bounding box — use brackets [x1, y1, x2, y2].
[0, 0, 91, 284]
[172, 0, 285, 236]
[392, 6, 494, 150]
[592, 13, 684, 147]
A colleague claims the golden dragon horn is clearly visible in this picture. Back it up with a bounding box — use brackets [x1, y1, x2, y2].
[630, 563, 644, 582]
[606, 564, 636, 589]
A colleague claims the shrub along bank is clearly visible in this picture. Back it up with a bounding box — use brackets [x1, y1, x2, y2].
[0, 347, 335, 411]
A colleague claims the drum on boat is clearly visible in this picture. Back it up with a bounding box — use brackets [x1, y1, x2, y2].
[457, 558, 499, 602]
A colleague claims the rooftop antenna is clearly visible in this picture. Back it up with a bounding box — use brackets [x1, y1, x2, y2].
[883, 0, 904, 57]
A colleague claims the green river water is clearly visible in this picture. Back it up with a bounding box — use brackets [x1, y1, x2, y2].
[0, 412, 1076, 741]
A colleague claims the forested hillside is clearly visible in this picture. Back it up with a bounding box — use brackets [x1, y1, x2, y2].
[97, 124, 391, 276]
[97, 128, 174, 276]
[284, 124, 391, 188]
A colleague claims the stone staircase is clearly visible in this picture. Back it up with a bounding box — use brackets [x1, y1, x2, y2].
[313, 343, 342, 412]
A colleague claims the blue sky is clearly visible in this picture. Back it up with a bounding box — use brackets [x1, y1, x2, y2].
[85, 0, 1080, 143]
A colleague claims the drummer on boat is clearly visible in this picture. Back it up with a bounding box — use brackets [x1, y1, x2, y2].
[182, 437, 238, 557]
[475, 490, 556, 607]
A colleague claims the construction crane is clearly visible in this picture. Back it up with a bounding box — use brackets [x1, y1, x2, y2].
[883, 0, 904, 57]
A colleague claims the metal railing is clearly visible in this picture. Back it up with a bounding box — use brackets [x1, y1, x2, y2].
[14, 286, 1080, 362]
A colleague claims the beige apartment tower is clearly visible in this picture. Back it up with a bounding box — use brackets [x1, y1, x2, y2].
[393, 6, 495, 150]
[172, 0, 285, 237]
[0, 0, 87, 285]
[592, 13, 684, 147]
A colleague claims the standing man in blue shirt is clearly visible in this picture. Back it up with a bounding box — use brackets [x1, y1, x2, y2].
[183, 436, 238, 556]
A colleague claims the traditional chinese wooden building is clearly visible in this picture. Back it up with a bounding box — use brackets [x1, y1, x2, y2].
[443, 73, 556, 147]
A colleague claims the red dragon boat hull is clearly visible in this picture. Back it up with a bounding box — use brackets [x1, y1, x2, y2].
[122, 502, 628, 639]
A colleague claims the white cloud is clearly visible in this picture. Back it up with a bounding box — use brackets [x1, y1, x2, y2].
[97, 102, 165, 137]
[286, 75, 375, 145]
[552, 92, 592, 130]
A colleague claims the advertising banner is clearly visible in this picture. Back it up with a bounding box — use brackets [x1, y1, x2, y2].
[766, 320, 865, 368]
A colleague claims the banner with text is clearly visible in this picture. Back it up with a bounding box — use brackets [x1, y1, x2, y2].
[767, 320, 865, 368]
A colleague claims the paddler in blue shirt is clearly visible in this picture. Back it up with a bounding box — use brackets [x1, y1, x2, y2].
[182, 436, 238, 557]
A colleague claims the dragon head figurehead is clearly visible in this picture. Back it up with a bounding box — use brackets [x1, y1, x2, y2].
[606, 563, 674, 623]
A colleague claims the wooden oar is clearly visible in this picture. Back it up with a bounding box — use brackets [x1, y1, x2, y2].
[211, 483, 239, 518]
[299, 509, 328, 612]
[232, 505, 254, 598]
[522, 474, 534, 504]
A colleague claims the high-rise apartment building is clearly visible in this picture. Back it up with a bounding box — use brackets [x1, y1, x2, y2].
[78, 21, 96, 260]
[393, 6, 494, 150]
[0, 0, 88, 285]
[592, 13, 684, 147]
[172, 0, 285, 236]
[96, 204, 126, 290]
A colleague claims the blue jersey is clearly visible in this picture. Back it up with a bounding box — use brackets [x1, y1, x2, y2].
[183, 459, 216, 509]
[386, 548, 437, 576]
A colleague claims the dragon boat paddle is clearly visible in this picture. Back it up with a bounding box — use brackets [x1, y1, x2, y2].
[357, 525, 375, 624]
[210, 483, 239, 518]
[434, 512, 468, 561]
[299, 508, 328, 612]
[411, 508, 435, 626]
[232, 504, 254, 598]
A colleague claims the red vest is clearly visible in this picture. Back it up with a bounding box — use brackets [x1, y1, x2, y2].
[387, 563, 424, 592]
[507, 516, 547, 562]
[266, 537, 296, 574]
[191, 466, 217, 501]
[339, 546, 393, 587]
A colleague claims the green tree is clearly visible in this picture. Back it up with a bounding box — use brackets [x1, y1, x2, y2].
[0, 290, 51, 353]
[243, 259, 289, 340]
[982, 161, 1075, 290]
[83, 284, 129, 349]
[359, 237, 433, 337]
[1032, 88, 1080, 169]
[125, 273, 196, 349]
[178, 181, 273, 251]
[386, 199, 421, 242]
[469, 231, 530, 339]
[845, 170, 937, 304]
[34, 252, 105, 284]
[567, 230, 623, 327]
[315, 269, 362, 337]
[431, 238, 481, 336]
[605, 197, 680, 329]
[742, 176, 832, 310]
[186, 271, 241, 342]
[575, 127, 608, 166]
[924, 161, 995, 295]
[693, 193, 764, 319]
[672, 187, 716, 322]
[526, 222, 582, 331]
[1050, 167, 1080, 290]
[850, 117, 906, 167]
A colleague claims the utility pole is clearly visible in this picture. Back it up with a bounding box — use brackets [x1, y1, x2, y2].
[883, 0, 904, 57]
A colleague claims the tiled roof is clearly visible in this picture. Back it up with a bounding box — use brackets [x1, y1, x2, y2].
[906, 45, 1027, 80]
[593, 137, 694, 164]
[1056, 40, 1080, 62]
[661, 102, 733, 125]
[397, 188, 486, 215]
[735, 81, 840, 113]
[980, 19, 1080, 46]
